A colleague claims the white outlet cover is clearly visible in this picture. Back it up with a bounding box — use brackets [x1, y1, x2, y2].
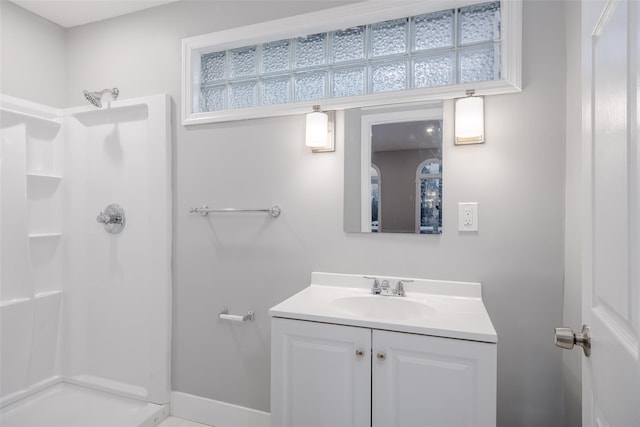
[458, 202, 478, 231]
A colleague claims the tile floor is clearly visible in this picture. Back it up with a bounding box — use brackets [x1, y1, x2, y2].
[157, 416, 211, 427]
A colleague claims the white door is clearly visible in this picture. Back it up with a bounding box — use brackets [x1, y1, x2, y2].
[270, 318, 371, 427]
[372, 330, 496, 427]
[581, 0, 640, 425]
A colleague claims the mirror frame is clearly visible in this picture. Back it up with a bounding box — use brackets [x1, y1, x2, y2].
[181, 0, 522, 126]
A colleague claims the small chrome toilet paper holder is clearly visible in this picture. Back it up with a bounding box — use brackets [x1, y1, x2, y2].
[218, 307, 254, 322]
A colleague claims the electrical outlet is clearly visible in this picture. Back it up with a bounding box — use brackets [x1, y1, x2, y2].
[458, 202, 478, 231]
[463, 207, 474, 225]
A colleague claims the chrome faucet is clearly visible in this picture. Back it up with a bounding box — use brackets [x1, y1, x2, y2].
[380, 280, 391, 294]
[365, 276, 411, 297]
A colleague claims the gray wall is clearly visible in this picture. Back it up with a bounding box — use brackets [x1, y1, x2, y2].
[344, 107, 365, 231]
[563, 1, 583, 426]
[0, 0, 66, 107]
[3, 1, 568, 425]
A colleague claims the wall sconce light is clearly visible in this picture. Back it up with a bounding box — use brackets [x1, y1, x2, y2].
[454, 90, 484, 145]
[305, 105, 335, 153]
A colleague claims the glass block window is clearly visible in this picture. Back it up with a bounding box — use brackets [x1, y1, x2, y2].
[332, 66, 366, 98]
[196, 1, 501, 113]
[261, 40, 291, 74]
[413, 10, 454, 51]
[370, 18, 408, 58]
[332, 27, 365, 64]
[229, 46, 257, 79]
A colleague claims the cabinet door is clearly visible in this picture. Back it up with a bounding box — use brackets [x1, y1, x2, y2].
[271, 318, 371, 427]
[372, 330, 496, 427]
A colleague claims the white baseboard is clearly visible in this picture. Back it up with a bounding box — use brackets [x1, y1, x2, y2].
[170, 391, 270, 427]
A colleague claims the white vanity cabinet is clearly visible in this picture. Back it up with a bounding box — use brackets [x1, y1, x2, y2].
[271, 317, 497, 427]
[271, 318, 372, 427]
[372, 329, 496, 427]
[270, 272, 498, 427]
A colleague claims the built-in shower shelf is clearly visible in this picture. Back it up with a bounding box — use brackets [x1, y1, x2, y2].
[27, 173, 62, 180]
[0, 106, 62, 126]
[28, 233, 62, 239]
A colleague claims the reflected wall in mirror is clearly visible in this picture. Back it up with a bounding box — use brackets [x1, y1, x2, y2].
[344, 101, 444, 234]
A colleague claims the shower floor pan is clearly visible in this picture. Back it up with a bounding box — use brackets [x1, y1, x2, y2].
[1, 383, 168, 427]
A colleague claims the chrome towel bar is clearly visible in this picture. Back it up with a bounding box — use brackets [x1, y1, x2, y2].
[218, 307, 254, 322]
[189, 204, 281, 217]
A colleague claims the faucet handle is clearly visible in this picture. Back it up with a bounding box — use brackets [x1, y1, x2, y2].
[364, 276, 381, 294]
[97, 212, 122, 224]
[96, 212, 108, 224]
[395, 279, 413, 297]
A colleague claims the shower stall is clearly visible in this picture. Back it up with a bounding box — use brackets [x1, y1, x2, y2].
[0, 93, 172, 426]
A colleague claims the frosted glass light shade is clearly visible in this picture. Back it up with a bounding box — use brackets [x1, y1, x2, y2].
[306, 110, 329, 148]
[455, 96, 484, 144]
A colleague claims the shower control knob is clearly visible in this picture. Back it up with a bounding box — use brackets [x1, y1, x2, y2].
[97, 204, 126, 234]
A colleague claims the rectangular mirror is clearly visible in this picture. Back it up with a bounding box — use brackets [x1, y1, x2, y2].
[344, 101, 444, 234]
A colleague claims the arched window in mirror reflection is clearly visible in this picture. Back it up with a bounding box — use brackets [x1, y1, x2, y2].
[415, 159, 442, 234]
[371, 164, 381, 232]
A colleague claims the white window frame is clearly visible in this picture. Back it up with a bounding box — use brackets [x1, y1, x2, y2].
[371, 163, 382, 232]
[415, 159, 442, 233]
[182, 0, 522, 126]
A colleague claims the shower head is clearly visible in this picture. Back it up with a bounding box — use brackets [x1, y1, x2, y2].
[83, 87, 119, 108]
[83, 90, 102, 108]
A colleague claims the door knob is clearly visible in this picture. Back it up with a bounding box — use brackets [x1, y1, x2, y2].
[355, 349, 365, 358]
[376, 352, 386, 361]
[554, 324, 591, 357]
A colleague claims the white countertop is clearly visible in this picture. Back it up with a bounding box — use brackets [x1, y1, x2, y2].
[269, 272, 497, 343]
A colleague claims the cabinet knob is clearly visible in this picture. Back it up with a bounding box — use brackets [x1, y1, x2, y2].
[376, 352, 386, 361]
[355, 349, 365, 358]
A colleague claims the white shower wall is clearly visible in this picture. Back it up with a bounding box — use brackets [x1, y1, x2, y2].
[1, 97, 64, 407]
[62, 96, 172, 404]
[0, 94, 172, 408]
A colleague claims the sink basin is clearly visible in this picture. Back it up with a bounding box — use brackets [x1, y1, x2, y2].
[269, 272, 498, 342]
[331, 295, 436, 322]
